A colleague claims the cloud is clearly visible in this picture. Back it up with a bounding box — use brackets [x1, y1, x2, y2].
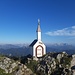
[45, 26, 75, 36]
[72, 26, 75, 29]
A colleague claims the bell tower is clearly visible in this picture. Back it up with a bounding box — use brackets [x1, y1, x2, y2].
[36, 19, 41, 41]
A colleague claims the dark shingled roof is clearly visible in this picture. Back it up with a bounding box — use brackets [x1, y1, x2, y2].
[29, 39, 37, 47]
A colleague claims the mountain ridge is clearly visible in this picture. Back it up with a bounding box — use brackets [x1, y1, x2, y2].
[0, 43, 75, 56]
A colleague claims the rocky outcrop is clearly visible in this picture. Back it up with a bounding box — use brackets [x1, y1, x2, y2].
[14, 64, 33, 75]
[0, 57, 18, 73]
[71, 55, 75, 75]
[0, 51, 75, 75]
[34, 53, 57, 75]
[0, 56, 34, 75]
[71, 54, 75, 67]
[28, 52, 73, 75]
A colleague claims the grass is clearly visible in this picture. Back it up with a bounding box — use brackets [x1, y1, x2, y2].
[26, 60, 38, 73]
[0, 68, 13, 75]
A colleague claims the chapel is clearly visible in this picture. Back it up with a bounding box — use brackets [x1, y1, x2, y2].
[30, 19, 46, 60]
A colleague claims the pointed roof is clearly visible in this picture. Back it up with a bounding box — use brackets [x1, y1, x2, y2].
[29, 39, 37, 47]
[36, 19, 41, 32]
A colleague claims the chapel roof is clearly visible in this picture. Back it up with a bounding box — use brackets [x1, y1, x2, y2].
[29, 39, 37, 47]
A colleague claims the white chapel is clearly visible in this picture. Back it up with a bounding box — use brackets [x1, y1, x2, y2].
[30, 19, 46, 60]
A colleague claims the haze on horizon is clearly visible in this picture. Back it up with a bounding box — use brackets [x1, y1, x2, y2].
[0, 0, 75, 45]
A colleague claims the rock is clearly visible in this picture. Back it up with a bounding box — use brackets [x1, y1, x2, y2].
[5, 69, 8, 73]
[57, 54, 62, 63]
[0, 57, 18, 73]
[11, 63, 17, 68]
[71, 54, 75, 67]
[72, 71, 75, 75]
[9, 68, 12, 73]
[23, 65, 27, 69]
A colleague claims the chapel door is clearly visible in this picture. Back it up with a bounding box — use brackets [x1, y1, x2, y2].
[36, 45, 43, 57]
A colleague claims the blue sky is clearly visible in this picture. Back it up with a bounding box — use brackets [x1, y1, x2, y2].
[0, 0, 75, 45]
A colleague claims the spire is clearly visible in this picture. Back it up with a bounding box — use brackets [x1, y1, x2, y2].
[38, 19, 40, 25]
[37, 19, 41, 32]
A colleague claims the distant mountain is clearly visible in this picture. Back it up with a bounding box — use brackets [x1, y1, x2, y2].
[0, 47, 32, 56]
[0, 44, 31, 56]
[47, 43, 75, 50]
[46, 43, 75, 55]
[0, 43, 75, 56]
[0, 44, 29, 49]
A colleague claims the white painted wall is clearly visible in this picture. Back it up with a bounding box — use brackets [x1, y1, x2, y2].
[33, 41, 46, 57]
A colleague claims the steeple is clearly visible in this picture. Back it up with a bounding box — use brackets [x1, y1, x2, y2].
[36, 19, 41, 32]
[37, 19, 41, 41]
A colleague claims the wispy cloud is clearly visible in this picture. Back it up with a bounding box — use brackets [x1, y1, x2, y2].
[45, 26, 75, 36]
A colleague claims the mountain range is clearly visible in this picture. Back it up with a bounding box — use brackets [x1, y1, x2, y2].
[0, 43, 75, 56]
